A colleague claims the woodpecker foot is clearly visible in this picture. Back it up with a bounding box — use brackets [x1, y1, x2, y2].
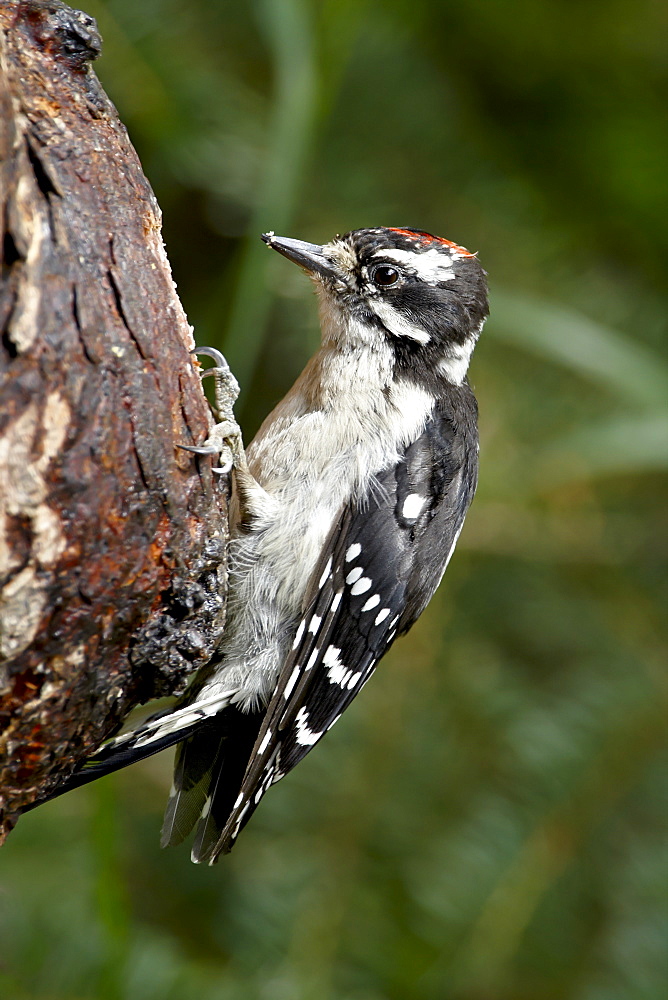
[195, 347, 240, 424]
[180, 347, 245, 475]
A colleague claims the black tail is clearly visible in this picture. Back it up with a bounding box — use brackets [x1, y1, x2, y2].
[161, 706, 264, 863]
[25, 722, 204, 812]
[28, 705, 266, 863]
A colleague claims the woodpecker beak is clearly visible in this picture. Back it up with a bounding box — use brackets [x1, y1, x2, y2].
[261, 233, 340, 282]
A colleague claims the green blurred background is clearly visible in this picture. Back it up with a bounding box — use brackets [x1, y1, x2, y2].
[2, 1, 667, 998]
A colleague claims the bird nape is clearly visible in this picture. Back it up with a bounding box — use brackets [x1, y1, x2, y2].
[38, 227, 488, 864]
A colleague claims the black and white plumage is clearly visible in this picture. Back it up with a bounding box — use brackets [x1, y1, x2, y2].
[49, 226, 487, 863]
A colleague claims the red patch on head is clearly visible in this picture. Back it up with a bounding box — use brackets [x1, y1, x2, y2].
[388, 227, 475, 258]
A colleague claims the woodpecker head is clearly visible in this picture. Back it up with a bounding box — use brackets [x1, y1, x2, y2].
[262, 227, 488, 388]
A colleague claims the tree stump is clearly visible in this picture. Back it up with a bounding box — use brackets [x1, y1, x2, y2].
[0, 0, 232, 841]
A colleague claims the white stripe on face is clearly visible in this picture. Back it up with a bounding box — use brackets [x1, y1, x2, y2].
[369, 299, 431, 344]
[372, 247, 457, 283]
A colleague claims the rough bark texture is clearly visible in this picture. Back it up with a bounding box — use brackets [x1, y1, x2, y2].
[0, 0, 232, 840]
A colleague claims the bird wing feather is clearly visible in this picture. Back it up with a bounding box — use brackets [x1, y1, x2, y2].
[206, 402, 477, 859]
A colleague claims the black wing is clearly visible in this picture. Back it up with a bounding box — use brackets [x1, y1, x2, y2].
[208, 396, 478, 859]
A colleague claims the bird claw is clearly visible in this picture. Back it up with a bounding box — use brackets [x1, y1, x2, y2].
[180, 347, 245, 476]
[192, 346, 240, 424]
[212, 459, 234, 475]
[194, 346, 227, 369]
[179, 444, 222, 456]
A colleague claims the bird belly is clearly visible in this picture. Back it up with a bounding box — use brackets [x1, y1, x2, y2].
[199, 376, 434, 710]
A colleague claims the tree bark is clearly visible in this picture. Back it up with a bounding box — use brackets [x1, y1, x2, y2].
[0, 0, 232, 841]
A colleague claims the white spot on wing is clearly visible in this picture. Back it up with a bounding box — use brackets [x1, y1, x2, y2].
[231, 802, 250, 839]
[346, 567, 363, 584]
[308, 614, 322, 633]
[330, 590, 343, 613]
[306, 647, 320, 670]
[319, 557, 333, 588]
[283, 665, 301, 699]
[375, 608, 391, 626]
[402, 493, 426, 519]
[258, 729, 272, 754]
[350, 576, 372, 596]
[292, 619, 306, 649]
[323, 645, 348, 686]
[345, 543, 361, 562]
[294, 707, 321, 746]
[323, 645, 341, 665]
[361, 594, 381, 612]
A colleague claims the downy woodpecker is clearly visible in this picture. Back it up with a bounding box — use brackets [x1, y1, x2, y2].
[50, 227, 488, 863]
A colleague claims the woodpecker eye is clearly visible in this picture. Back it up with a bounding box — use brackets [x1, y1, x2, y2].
[372, 264, 400, 286]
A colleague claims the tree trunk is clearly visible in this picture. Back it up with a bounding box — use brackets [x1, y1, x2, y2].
[0, 0, 232, 841]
